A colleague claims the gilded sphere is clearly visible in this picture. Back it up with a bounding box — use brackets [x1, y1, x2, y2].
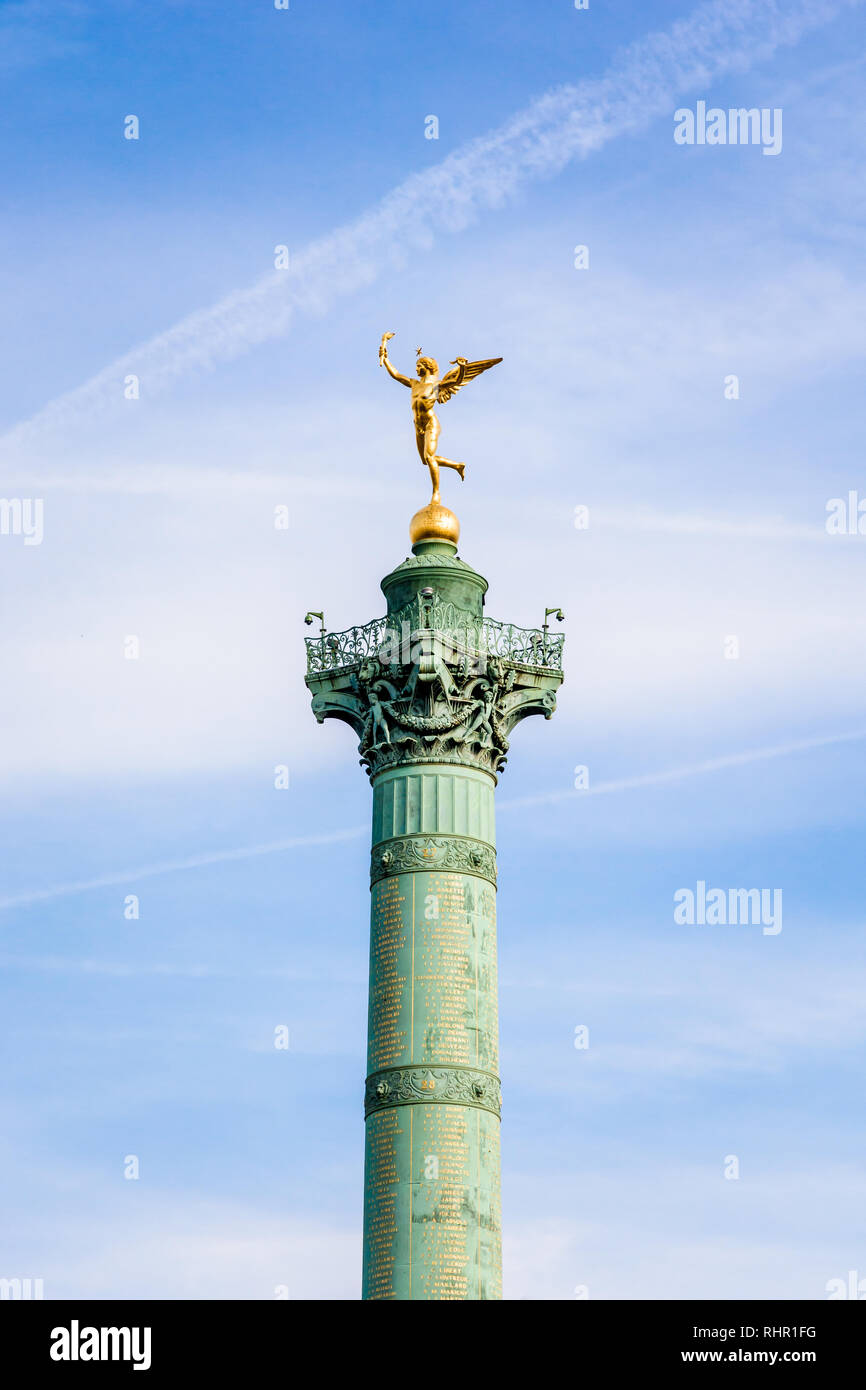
[409, 501, 460, 548]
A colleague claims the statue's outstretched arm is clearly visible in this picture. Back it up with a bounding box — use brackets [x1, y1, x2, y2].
[379, 331, 412, 387]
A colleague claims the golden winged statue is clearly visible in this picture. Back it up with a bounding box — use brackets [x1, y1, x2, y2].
[379, 332, 502, 503]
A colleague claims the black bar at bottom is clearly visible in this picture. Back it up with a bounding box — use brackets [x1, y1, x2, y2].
[2, 1298, 864, 1374]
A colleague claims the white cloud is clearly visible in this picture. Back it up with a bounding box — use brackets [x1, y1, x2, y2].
[505, 1167, 866, 1300]
[5, 1161, 860, 1299]
[4, 1189, 360, 1300]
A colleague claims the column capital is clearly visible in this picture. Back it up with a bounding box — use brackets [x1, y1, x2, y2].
[305, 551, 563, 780]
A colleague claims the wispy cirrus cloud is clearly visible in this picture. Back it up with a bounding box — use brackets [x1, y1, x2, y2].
[498, 728, 866, 811]
[0, 826, 366, 912]
[3, 729, 863, 910]
[1, 0, 857, 452]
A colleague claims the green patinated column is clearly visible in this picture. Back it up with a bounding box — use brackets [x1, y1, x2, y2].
[363, 762, 501, 1300]
[305, 524, 562, 1300]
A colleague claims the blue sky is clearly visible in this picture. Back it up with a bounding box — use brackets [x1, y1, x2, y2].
[1, 0, 865, 1298]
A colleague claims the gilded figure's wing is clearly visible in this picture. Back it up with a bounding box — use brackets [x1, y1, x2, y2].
[437, 356, 502, 404]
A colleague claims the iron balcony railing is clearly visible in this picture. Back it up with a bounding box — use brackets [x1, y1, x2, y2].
[305, 613, 564, 675]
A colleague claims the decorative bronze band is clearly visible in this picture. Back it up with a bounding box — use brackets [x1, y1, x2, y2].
[370, 834, 497, 887]
[364, 1064, 502, 1119]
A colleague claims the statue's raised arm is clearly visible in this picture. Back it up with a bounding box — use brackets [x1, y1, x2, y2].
[378, 332, 413, 387]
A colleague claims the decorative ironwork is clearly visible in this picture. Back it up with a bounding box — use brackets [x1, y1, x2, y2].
[482, 616, 565, 669]
[305, 612, 564, 676]
[304, 617, 392, 674]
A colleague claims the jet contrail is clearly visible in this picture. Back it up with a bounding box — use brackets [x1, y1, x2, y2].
[3, 728, 863, 910]
[1, 0, 855, 451]
[0, 826, 367, 911]
[497, 728, 866, 811]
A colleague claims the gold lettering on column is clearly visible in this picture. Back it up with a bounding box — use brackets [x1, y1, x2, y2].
[369, 876, 408, 1069]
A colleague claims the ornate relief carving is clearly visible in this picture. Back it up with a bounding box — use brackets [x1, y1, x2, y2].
[365, 1064, 502, 1119]
[308, 642, 559, 778]
[305, 561, 563, 781]
[370, 835, 497, 887]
